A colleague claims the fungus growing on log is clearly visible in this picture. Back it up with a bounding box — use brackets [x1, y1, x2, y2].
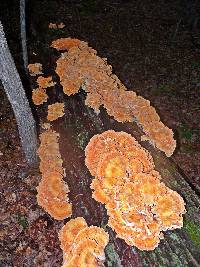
[85, 130, 154, 177]
[51, 37, 84, 51]
[85, 130, 186, 250]
[49, 22, 65, 29]
[32, 76, 56, 106]
[52, 38, 176, 156]
[47, 102, 65, 121]
[36, 76, 55, 88]
[59, 217, 109, 267]
[32, 87, 48, 105]
[37, 129, 72, 220]
[27, 63, 43, 76]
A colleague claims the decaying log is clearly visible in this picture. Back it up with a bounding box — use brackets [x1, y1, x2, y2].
[0, 21, 38, 164]
[50, 93, 200, 267]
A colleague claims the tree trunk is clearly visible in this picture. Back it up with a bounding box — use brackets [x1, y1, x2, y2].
[20, 0, 28, 72]
[0, 21, 38, 164]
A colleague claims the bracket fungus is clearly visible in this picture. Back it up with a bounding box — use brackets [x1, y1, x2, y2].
[49, 22, 65, 29]
[28, 63, 43, 76]
[37, 129, 72, 220]
[59, 217, 109, 267]
[36, 76, 55, 89]
[51, 37, 85, 51]
[47, 102, 65, 121]
[85, 130, 186, 251]
[52, 37, 176, 157]
[32, 87, 48, 106]
[32, 76, 56, 106]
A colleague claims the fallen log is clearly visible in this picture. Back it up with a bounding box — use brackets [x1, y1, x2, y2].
[48, 93, 200, 267]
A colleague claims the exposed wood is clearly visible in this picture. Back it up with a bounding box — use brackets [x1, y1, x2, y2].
[50, 93, 200, 267]
[0, 21, 38, 164]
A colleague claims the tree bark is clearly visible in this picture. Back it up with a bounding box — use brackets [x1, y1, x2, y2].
[0, 21, 38, 164]
[20, 0, 28, 72]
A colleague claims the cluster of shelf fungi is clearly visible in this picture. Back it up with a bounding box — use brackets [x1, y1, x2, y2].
[29, 38, 186, 267]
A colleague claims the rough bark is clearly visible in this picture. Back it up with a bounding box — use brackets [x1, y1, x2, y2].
[0, 21, 38, 164]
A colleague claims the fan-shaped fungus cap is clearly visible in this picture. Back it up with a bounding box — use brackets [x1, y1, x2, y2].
[55, 53, 83, 96]
[47, 103, 65, 121]
[37, 129, 72, 220]
[85, 130, 186, 250]
[38, 129, 64, 176]
[39, 157, 64, 176]
[32, 87, 48, 105]
[51, 37, 85, 51]
[38, 130, 61, 159]
[74, 226, 109, 248]
[36, 76, 55, 88]
[37, 195, 72, 220]
[37, 171, 69, 201]
[108, 214, 162, 250]
[152, 188, 186, 230]
[142, 121, 176, 157]
[85, 130, 154, 177]
[65, 239, 105, 265]
[49, 22, 65, 29]
[62, 252, 99, 267]
[59, 217, 88, 253]
[59, 217, 109, 267]
[28, 63, 43, 76]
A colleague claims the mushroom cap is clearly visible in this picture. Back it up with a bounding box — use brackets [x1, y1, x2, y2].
[32, 87, 48, 106]
[59, 218, 109, 266]
[86, 130, 185, 250]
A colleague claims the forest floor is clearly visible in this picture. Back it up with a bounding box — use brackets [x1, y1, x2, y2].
[1, 0, 200, 266]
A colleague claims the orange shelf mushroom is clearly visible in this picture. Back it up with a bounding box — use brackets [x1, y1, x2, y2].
[49, 22, 65, 29]
[32, 76, 56, 107]
[32, 75, 56, 107]
[36, 76, 55, 88]
[52, 37, 176, 156]
[59, 217, 109, 267]
[85, 130, 154, 177]
[51, 37, 85, 51]
[28, 63, 43, 76]
[32, 87, 48, 106]
[37, 129, 72, 220]
[85, 130, 186, 251]
[47, 102, 65, 121]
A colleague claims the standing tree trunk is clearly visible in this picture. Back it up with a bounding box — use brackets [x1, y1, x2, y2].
[20, 0, 28, 72]
[0, 21, 38, 164]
